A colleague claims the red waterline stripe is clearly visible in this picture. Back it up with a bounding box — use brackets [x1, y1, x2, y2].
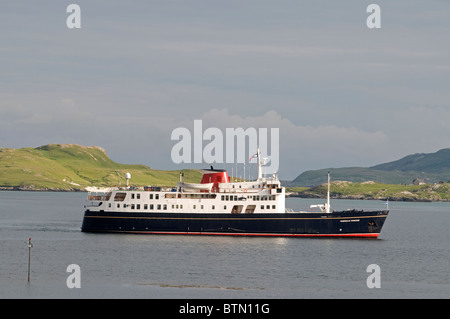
[109, 230, 380, 238]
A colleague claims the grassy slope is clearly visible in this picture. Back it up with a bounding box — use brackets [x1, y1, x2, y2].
[0, 144, 202, 190]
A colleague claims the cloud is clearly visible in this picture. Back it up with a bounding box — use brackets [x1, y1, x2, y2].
[192, 109, 389, 176]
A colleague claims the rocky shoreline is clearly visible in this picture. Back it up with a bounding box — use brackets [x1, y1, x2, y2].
[0, 186, 86, 192]
[287, 180, 450, 203]
[288, 192, 442, 202]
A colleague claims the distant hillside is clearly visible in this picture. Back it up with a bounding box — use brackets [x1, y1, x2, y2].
[371, 148, 450, 173]
[288, 180, 450, 202]
[0, 144, 201, 191]
[290, 148, 450, 187]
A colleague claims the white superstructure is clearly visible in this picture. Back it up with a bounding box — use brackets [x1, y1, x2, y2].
[85, 148, 286, 215]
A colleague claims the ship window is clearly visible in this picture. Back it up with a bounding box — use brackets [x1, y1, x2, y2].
[224, 205, 227, 210]
[137, 204, 141, 210]
[212, 205, 215, 210]
[117, 204, 120, 208]
[266, 205, 270, 209]
[225, 195, 229, 201]
[245, 205, 256, 214]
[231, 205, 243, 214]
[155, 194, 159, 200]
[137, 194, 140, 199]
[157, 204, 161, 210]
[221, 195, 224, 200]
[150, 194, 153, 200]
[193, 205, 196, 209]
[261, 205, 264, 210]
[163, 204, 167, 210]
[144, 204, 148, 210]
[150, 204, 154, 210]
[272, 205, 276, 209]
[114, 193, 126, 202]
[180, 205, 183, 209]
[108, 203, 111, 208]
[131, 204, 135, 209]
[201, 205, 204, 209]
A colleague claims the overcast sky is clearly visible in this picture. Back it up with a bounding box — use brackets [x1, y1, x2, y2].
[1, 1, 450, 180]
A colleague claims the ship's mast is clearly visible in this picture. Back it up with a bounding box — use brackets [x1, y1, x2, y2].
[326, 171, 331, 213]
[309, 172, 332, 213]
[257, 147, 262, 180]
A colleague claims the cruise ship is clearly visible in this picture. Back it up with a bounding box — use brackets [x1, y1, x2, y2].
[81, 150, 389, 238]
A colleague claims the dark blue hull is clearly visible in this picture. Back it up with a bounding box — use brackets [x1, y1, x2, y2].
[81, 210, 389, 238]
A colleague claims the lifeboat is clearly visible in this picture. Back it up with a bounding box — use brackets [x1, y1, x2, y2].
[177, 182, 214, 192]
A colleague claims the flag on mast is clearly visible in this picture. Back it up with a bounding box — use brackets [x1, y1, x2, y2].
[249, 153, 258, 162]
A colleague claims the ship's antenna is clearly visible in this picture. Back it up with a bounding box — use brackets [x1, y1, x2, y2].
[257, 147, 262, 180]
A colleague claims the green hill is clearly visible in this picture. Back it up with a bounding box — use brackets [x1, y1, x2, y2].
[371, 148, 450, 173]
[290, 148, 450, 187]
[0, 144, 202, 191]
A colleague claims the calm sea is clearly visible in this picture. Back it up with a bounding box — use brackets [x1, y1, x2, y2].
[0, 191, 449, 299]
